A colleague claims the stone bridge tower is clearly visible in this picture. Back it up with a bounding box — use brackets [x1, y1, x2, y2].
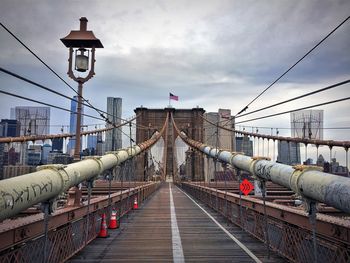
[134, 107, 205, 181]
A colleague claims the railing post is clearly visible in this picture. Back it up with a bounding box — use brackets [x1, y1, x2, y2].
[306, 199, 318, 263]
[259, 179, 270, 259]
[222, 163, 229, 224]
[237, 168, 243, 228]
[41, 199, 55, 263]
[107, 171, 113, 219]
[85, 178, 94, 244]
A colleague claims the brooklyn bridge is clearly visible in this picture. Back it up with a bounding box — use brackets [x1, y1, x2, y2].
[0, 3, 350, 263]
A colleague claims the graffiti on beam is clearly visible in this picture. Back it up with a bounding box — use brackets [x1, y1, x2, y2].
[31, 180, 53, 197]
[13, 187, 30, 203]
[1, 191, 14, 209]
[256, 163, 273, 180]
[1, 180, 54, 210]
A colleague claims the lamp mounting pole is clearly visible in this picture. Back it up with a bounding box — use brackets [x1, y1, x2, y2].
[61, 17, 103, 161]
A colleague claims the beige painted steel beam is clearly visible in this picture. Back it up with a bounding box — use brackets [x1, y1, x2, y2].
[172, 116, 350, 214]
[0, 114, 168, 221]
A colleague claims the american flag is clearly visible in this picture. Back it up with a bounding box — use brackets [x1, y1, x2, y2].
[169, 93, 179, 101]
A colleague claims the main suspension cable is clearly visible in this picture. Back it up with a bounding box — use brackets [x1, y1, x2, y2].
[235, 79, 350, 119]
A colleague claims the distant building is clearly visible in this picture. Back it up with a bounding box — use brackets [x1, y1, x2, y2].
[277, 141, 301, 165]
[317, 154, 325, 167]
[203, 109, 234, 182]
[3, 165, 36, 179]
[27, 145, 42, 166]
[42, 144, 52, 164]
[316, 155, 348, 176]
[11, 106, 50, 164]
[67, 96, 83, 155]
[11, 106, 50, 136]
[304, 158, 313, 165]
[105, 97, 122, 152]
[236, 136, 253, 157]
[329, 157, 349, 176]
[0, 120, 20, 178]
[87, 135, 97, 150]
[3, 147, 20, 166]
[48, 151, 73, 164]
[96, 132, 104, 156]
[52, 138, 63, 151]
[0, 144, 5, 179]
[185, 149, 194, 181]
[82, 147, 96, 156]
[0, 119, 20, 137]
[291, 109, 323, 140]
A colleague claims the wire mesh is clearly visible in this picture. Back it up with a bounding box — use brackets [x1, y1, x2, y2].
[0, 183, 158, 263]
[182, 183, 350, 263]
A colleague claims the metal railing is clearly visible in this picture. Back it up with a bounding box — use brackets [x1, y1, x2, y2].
[181, 182, 350, 263]
[0, 182, 159, 262]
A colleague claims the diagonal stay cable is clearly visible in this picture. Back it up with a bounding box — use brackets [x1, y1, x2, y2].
[236, 79, 350, 119]
[0, 22, 149, 130]
[236, 97, 350, 124]
[218, 79, 350, 126]
[0, 67, 149, 130]
[0, 89, 104, 121]
[235, 15, 350, 116]
[0, 22, 108, 118]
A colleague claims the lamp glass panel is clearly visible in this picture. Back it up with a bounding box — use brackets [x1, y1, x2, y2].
[75, 54, 89, 72]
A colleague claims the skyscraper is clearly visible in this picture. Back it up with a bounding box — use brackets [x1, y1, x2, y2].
[203, 109, 234, 182]
[67, 96, 84, 155]
[11, 107, 50, 136]
[42, 144, 52, 164]
[26, 145, 42, 166]
[105, 97, 122, 152]
[236, 136, 253, 157]
[11, 106, 50, 164]
[87, 135, 97, 150]
[0, 119, 20, 178]
[277, 141, 301, 165]
[52, 138, 63, 151]
[0, 119, 20, 137]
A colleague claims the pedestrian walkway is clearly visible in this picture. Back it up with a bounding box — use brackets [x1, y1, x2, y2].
[69, 183, 286, 262]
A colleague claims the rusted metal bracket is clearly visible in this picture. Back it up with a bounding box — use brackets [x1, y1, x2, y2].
[251, 156, 272, 161]
[66, 187, 82, 207]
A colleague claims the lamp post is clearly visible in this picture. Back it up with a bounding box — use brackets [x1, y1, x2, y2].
[61, 17, 103, 161]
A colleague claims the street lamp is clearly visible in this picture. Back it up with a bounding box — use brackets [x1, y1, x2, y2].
[61, 17, 103, 160]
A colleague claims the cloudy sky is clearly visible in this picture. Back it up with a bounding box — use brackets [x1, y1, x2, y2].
[0, 0, 349, 164]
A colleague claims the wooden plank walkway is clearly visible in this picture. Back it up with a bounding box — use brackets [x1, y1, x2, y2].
[69, 183, 287, 262]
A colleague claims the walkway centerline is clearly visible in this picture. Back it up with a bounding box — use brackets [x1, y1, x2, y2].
[169, 183, 185, 263]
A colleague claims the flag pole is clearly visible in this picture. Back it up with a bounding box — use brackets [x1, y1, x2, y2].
[169, 94, 170, 107]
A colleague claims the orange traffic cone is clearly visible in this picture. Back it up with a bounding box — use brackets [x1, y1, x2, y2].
[98, 213, 109, 238]
[108, 209, 118, 229]
[133, 196, 138, 209]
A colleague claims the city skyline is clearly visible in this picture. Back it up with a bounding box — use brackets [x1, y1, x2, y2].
[0, 1, 349, 166]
